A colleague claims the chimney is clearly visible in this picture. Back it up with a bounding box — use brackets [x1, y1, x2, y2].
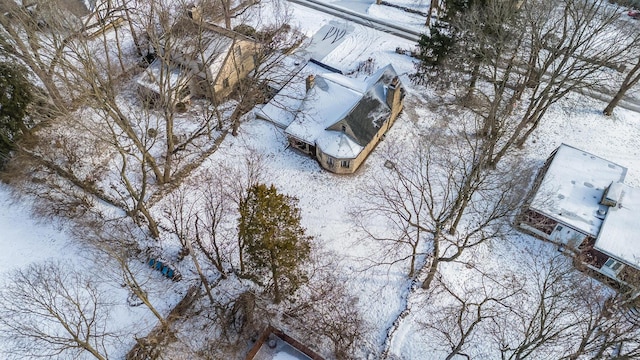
[188, 5, 202, 22]
[305, 75, 315, 92]
[386, 76, 400, 108]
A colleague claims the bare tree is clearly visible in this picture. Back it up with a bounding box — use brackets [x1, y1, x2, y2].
[226, 0, 305, 136]
[419, 273, 523, 360]
[162, 186, 217, 304]
[490, 249, 610, 360]
[355, 131, 530, 289]
[108, 247, 170, 330]
[500, 0, 638, 153]
[603, 55, 640, 116]
[285, 268, 367, 359]
[411, 243, 640, 359]
[562, 294, 640, 359]
[0, 0, 78, 109]
[193, 170, 236, 278]
[222, 149, 266, 273]
[0, 262, 115, 360]
[418, 0, 640, 167]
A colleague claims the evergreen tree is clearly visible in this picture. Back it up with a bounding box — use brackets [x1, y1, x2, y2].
[0, 62, 33, 167]
[415, 0, 490, 80]
[238, 184, 311, 303]
[415, 25, 456, 72]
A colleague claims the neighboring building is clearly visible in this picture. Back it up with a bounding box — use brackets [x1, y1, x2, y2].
[245, 326, 325, 360]
[81, 0, 125, 38]
[137, 14, 259, 106]
[302, 20, 354, 74]
[519, 144, 640, 291]
[283, 64, 405, 174]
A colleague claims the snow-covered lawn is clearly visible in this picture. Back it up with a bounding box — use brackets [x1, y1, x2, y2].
[0, 185, 186, 359]
[2, 0, 640, 359]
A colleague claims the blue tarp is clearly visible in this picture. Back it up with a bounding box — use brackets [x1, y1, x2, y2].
[148, 258, 179, 281]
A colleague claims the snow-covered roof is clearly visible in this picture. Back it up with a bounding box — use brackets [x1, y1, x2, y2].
[316, 131, 364, 159]
[159, 18, 261, 82]
[595, 183, 640, 269]
[254, 58, 321, 128]
[136, 58, 189, 97]
[168, 26, 234, 79]
[260, 52, 311, 91]
[284, 75, 361, 145]
[530, 144, 627, 236]
[303, 21, 354, 72]
[284, 64, 399, 159]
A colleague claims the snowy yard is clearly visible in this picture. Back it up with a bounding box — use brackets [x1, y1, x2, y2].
[2, 0, 640, 359]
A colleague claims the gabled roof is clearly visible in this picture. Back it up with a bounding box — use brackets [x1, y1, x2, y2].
[160, 18, 258, 80]
[316, 132, 363, 159]
[284, 64, 400, 159]
[530, 144, 627, 236]
[164, 19, 236, 79]
[245, 326, 325, 360]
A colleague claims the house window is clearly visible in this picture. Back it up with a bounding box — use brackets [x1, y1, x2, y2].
[341, 160, 350, 168]
[604, 258, 623, 272]
[223, 78, 229, 88]
[326, 157, 335, 168]
[293, 140, 307, 151]
[236, 46, 242, 57]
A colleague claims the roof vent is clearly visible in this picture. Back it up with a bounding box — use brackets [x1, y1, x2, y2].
[305, 74, 315, 92]
[601, 181, 623, 207]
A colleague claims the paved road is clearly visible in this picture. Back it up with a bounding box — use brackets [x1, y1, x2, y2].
[285, 0, 640, 114]
[286, 0, 423, 42]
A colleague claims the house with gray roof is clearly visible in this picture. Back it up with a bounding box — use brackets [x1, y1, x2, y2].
[284, 64, 405, 174]
[519, 144, 640, 294]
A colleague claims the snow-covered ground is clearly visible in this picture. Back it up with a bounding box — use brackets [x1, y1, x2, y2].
[0, 184, 186, 359]
[2, 0, 640, 359]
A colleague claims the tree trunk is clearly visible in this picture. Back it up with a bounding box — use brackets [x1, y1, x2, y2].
[270, 249, 280, 303]
[426, 0, 437, 27]
[604, 57, 640, 116]
[421, 255, 439, 290]
[163, 111, 174, 183]
[122, 3, 143, 56]
[421, 228, 441, 290]
[185, 238, 216, 305]
[449, 194, 470, 235]
[408, 243, 417, 278]
[238, 236, 245, 273]
[223, 0, 232, 30]
[467, 62, 480, 97]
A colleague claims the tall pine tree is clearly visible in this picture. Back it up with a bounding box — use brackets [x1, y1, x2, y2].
[238, 184, 311, 303]
[415, 0, 490, 80]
